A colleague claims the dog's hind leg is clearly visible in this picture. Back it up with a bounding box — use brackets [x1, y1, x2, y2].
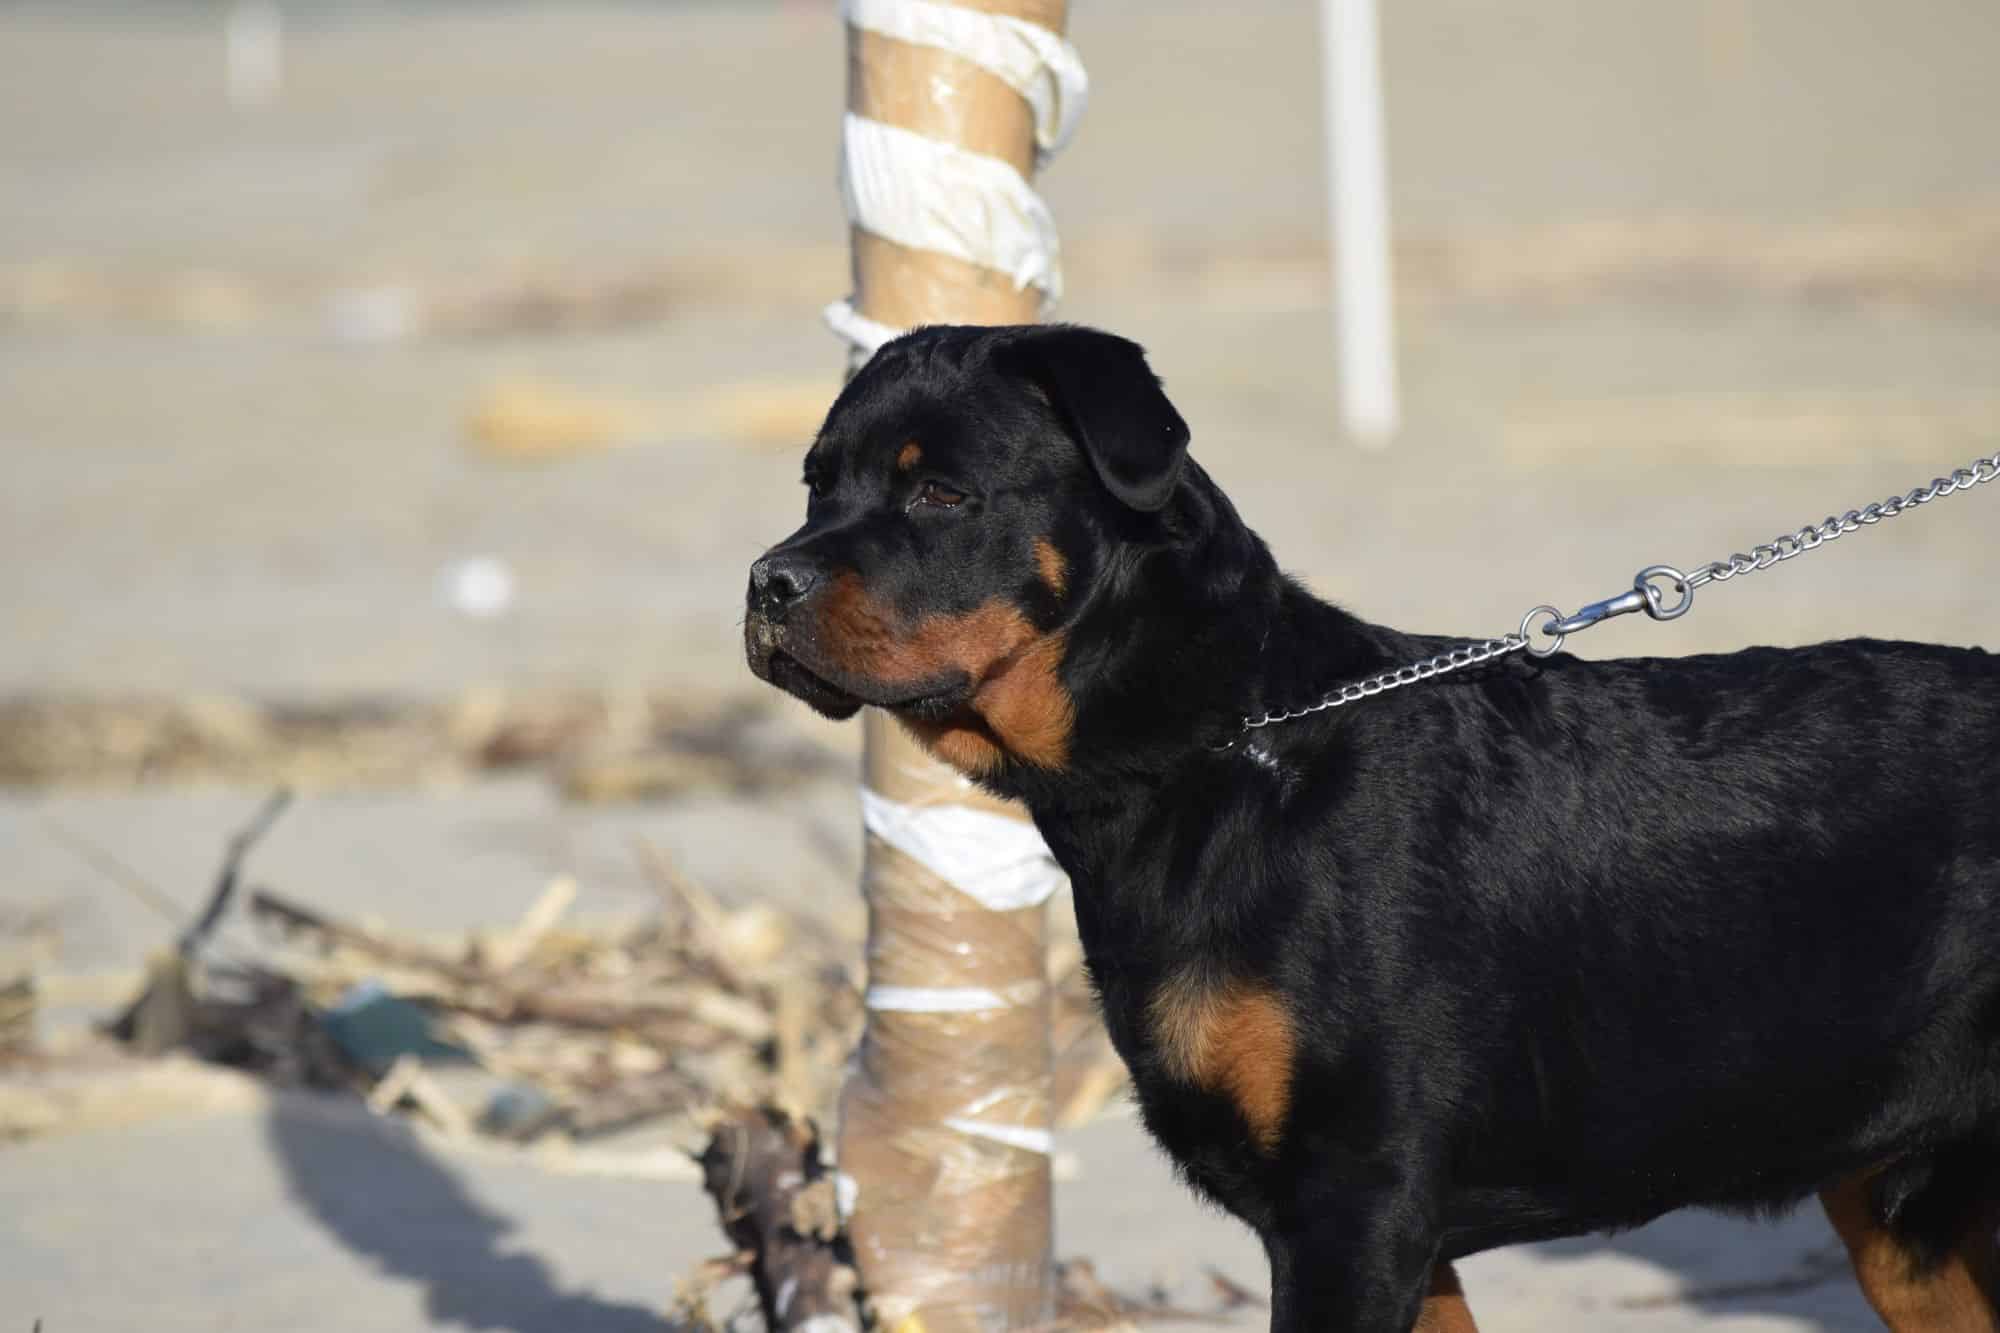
[1821, 1165, 2000, 1332]
[1414, 1262, 1479, 1332]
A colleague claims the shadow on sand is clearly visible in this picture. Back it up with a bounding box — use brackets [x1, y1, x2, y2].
[1528, 1203, 1874, 1330]
[260, 1084, 1881, 1331]
[264, 1094, 677, 1333]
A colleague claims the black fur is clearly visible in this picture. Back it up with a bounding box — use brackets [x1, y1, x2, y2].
[747, 323, 2000, 1332]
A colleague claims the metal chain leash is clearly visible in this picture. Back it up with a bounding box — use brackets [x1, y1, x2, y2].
[1240, 448, 2000, 733]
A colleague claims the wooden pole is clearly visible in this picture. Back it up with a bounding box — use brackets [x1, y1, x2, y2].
[839, 4, 1067, 1329]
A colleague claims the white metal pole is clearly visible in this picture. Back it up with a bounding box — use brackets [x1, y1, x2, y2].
[1321, 0, 1400, 445]
[226, 1, 283, 110]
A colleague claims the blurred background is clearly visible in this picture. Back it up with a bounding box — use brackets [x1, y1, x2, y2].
[3, 2, 1996, 1329]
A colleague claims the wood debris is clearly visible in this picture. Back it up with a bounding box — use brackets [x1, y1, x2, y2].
[234, 863, 868, 1144]
[0, 975, 36, 1061]
[690, 1106, 863, 1333]
[461, 374, 836, 458]
[70, 797, 873, 1162]
[0, 689, 844, 795]
[22, 780, 1128, 1258]
[0, 904, 63, 1065]
[21, 790, 1127, 1157]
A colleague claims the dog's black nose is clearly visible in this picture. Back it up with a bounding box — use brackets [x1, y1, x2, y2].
[749, 552, 819, 615]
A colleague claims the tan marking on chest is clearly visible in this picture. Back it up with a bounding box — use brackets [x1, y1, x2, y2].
[1149, 970, 1296, 1154]
[913, 629, 1072, 772]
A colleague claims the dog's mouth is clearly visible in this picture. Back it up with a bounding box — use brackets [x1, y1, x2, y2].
[762, 650, 865, 720]
[747, 619, 971, 723]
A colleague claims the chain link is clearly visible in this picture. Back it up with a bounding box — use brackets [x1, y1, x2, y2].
[1238, 448, 2000, 733]
[1683, 449, 1999, 591]
[1242, 631, 1531, 730]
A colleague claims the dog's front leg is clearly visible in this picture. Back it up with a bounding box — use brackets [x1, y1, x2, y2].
[1262, 1184, 1447, 1333]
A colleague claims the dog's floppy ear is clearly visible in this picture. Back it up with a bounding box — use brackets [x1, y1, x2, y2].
[1000, 325, 1190, 512]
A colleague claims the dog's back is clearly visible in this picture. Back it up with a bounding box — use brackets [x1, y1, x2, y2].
[1322, 636, 2000, 1255]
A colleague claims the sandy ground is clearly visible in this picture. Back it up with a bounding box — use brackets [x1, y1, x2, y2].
[4, 1, 1999, 1329]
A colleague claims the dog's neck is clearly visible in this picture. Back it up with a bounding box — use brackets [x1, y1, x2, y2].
[991, 462, 1413, 811]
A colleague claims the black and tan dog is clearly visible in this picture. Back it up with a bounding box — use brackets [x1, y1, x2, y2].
[745, 323, 2000, 1333]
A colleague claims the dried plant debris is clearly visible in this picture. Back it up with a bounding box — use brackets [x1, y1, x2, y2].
[34, 796, 1125, 1145]
[102, 793, 354, 1087]
[0, 690, 844, 796]
[238, 872, 864, 1142]
[1, 903, 64, 1063]
[244, 873, 867, 1142]
[689, 1107, 863, 1333]
[10, 210, 2000, 346]
[81, 796, 870, 1156]
[0, 975, 35, 1061]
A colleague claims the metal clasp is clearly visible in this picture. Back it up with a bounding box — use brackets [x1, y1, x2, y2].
[1546, 587, 1648, 637]
[1543, 564, 1695, 639]
[1633, 564, 1694, 620]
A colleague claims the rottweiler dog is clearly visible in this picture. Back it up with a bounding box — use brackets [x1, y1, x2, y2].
[745, 323, 2000, 1333]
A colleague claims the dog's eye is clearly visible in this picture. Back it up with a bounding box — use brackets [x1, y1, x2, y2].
[917, 481, 966, 509]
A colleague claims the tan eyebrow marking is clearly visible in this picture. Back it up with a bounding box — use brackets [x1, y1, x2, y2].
[896, 441, 923, 471]
[1033, 538, 1067, 598]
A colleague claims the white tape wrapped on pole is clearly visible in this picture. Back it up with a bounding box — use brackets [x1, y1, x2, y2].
[830, 0, 1084, 361]
[841, 0, 1089, 160]
[941, 1117, 1055, 1155]
[859, 786, 1063, 912]
[823, 299, 904, 359]
[865, 981, 1044, 1013]
[840, 114, 1063, 299]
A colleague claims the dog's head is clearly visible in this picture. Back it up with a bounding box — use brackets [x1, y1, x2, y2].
[745, 323, 1190, 776]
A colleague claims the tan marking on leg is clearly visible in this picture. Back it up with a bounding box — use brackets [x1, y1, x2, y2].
[1415, 1262, 1480, 1333]
[1821, 1171, 2000, 1332]
[1032, 537, 1067, 598]
[1149, 970, 1296, 1154]
[896, 441, 922, 471]
[817, 574, 1072, 772]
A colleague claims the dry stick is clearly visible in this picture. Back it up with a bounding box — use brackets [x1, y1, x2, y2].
[248, 888, 487, 986]
[179, 788, 293, 957]
[481, 874, 577, 974]
[104, 788, 293, 1049]
[452, 986, 772, 1043]
[631, 836, 751, 993]
[696, 1106, 861, 1333]
[249, 886, 772, 1047]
